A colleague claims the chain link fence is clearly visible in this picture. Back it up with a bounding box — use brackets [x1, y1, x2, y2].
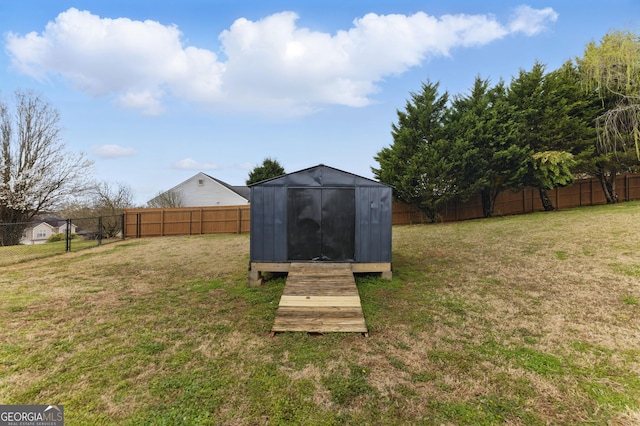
[0, 214, 124, 267]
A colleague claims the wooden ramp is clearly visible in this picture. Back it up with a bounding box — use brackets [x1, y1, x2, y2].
[272, 262, 368, 335]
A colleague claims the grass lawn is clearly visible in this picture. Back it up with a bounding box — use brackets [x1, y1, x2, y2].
[1, 202, 639, 425]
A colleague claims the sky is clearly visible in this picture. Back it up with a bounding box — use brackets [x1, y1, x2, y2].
[1, 1, 638, 206]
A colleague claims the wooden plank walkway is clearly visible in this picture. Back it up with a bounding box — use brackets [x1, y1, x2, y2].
[271, 262, 368, 335]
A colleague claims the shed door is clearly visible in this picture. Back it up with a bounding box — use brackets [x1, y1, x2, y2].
[287, 188, 355, 261]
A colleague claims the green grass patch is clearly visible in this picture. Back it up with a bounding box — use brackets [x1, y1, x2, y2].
[187, 279, 227, 293]
[478, 340, 565, 376]
[323, 364, 375, 405]
[428, 396, 543, 426]
[134, 338, 167, 355]
[610, 262, 640, 277]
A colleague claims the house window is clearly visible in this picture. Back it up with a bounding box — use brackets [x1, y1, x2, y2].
[36, 229, 47, 238]
[198, 179, 204, 186]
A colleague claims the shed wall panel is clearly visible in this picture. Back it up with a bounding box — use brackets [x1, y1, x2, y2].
[378, 188, 393, 262]
[250, 165, 392, 264]
[355, 186, 392, 263]
[263, 187, 276, 261]
[251, 186, 289, 262]
[356, 187, 371, 262]
[249, 188, 265, 261]
[272, 187, 288, 261]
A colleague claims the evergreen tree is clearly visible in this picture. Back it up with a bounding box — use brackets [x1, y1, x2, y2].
[508, 62, 555, 209]
[447, 77, 531, 217]
[541, 61, 598, 172]
[246, 158, 285, 185]
[373, 81, 464, 221]
[508, 61, 596, 210]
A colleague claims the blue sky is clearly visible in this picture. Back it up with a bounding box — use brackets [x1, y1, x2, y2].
[1, 1, 638, 205]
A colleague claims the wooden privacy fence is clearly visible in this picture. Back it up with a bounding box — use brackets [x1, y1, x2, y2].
[392, 173, 640, 224]
[124, 205, 250, 238]
[125, 174, 640, 238]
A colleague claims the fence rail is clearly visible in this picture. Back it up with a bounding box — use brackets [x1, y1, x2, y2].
[393, 173, 640, 224]
[123, 205, 250, 238]
[124, 174, 640, 238]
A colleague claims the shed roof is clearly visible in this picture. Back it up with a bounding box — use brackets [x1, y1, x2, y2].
[249, 164, 390, 188]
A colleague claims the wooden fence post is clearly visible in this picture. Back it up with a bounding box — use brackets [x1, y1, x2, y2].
[625, 175, 629, 201]
[579, 181, 582, 206]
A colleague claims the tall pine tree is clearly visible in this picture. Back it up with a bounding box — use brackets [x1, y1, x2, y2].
[447, 77, 531, 217]
[373, 81, 465, 221]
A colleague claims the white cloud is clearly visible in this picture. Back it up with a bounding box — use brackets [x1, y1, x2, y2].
[172, 158, 218, 170]
[5, 5, 557, 116]
[93, 144, 136, 158]
[116, 90, 165, 116]
[508, 5, 558, 36]
[5, 8, 223, 116]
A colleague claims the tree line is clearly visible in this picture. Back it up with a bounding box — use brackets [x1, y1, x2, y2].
[373, 30, 640, 221]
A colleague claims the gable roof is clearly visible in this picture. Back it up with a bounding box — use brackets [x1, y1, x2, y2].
[201, 173, 249, 200]
[23, 218, 76, 231]
[26, 221, 55, 231]
[231, 186, 250, 199]
[148, 172, 249, 206]
[249, 164, 390, 188]
[40, 216, 68, 228]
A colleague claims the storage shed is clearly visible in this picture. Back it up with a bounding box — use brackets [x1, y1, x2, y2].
[249, 164, 392, 286]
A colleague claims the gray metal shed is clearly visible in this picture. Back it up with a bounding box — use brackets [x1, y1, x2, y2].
[248, 164, 392, 286]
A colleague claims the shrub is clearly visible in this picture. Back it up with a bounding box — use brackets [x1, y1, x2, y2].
[47, 233, 78, 243]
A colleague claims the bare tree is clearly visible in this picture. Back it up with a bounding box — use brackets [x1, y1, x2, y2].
[56, 181, 133, 239]
[147, 189, 183, 208]
[91, 181, 134, 214]
[90, 181, 134, 237]
[0, 90, 93, 244]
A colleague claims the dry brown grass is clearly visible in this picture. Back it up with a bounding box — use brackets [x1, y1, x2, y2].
[1, 203, 639, 425]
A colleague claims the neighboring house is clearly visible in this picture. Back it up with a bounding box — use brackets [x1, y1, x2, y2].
[149, 172, 250, 207]
[20, 218, 77, 245]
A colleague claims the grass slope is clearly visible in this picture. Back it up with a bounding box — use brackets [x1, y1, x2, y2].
[1, 202, 639, 425]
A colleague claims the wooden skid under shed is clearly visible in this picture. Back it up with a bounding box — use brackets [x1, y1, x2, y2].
[272, 262, 368, 335]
